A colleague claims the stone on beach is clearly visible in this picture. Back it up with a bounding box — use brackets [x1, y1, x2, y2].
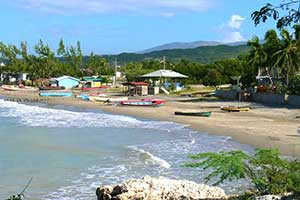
[96, 176, 227, 200]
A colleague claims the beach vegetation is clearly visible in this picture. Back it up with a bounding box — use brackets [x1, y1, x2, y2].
[184, 148, 300, 196]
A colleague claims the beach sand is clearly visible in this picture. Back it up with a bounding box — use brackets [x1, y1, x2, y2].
[1, 89, 300, 156]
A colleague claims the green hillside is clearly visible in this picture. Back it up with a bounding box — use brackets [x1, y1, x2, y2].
[103, 44, 249, 64]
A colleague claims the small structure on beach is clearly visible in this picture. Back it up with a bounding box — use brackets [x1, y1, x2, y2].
[123, 82, 149, 96]
[141, 70, 188, 79]
[82, 76, 103, 88]
[141, 70, 188, 94]
[50, 76, 80, 88]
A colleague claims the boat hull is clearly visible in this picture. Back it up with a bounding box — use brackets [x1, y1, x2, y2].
[120, 99, 166, 107]
[1, 85, 39, 92]
[39, 92, 73, 97]
[89, 96, 128, 102]
[175, 111, 212, 117]
[221, 107, 250, 112]
[39, 86, 65, 90]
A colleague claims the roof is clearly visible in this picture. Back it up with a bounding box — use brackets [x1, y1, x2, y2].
[82, 76, 103, 82]
[50, 76, 80, 82]
[141, 70, 188, 78]
[123, 82, 149, 86]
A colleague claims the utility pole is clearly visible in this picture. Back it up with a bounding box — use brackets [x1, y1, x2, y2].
[114, 58, 118, 86]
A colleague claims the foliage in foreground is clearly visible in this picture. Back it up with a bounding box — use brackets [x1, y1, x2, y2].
[184, 148, 300, 196]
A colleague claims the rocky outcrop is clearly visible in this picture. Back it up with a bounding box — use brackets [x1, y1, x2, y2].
[96, 176, 227, 200]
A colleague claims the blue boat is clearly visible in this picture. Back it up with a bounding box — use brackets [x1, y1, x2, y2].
[39, 92, 73, 97]
[76, 94, 90, 100]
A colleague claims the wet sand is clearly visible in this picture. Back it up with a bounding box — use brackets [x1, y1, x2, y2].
[1, 89, 300, 156]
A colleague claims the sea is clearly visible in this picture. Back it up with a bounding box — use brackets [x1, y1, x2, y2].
[0, 98, 253, 200]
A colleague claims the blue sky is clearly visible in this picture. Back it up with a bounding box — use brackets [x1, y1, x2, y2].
[0, 0, 278, 55]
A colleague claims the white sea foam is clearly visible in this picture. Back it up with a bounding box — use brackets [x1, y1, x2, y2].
[128, 146, 171, 169]
[0, 99, 186, 131]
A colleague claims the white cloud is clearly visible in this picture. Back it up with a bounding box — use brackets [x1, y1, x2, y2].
[225, 31, 245, 43]
[14, 0, 213, 15]
[228, 14, 245, 29]
[217, 14, 246, 43]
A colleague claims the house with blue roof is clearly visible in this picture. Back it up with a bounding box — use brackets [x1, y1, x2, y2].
[50, 76, 80, 88]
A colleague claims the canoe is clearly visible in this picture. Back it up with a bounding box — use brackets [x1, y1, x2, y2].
[89, 96, 128, 102]
[75, 94, 90, 100]
[1, 85, 39, 92]
[221, 107, 250, 112]
[175, 111, 212, 117]
[39, 92, 73, 97]
[39, 86, 65, 90]
[120, 99, 166, 107]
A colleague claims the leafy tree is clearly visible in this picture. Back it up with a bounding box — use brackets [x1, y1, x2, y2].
[185, 148, 300, 195]
[252, 1, 300, 28]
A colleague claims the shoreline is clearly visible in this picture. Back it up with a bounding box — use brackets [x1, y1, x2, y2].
[1, 90, 300, 156]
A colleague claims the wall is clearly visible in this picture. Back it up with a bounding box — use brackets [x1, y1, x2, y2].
[215, 90, 238, 100]
[287, 95, 300, 106]
[251, 93, 286, 105]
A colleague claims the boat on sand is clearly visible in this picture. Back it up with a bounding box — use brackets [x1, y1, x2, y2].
[175, 111, 212, 117]
[120, 99, 166, 107]
[1, 85, 39, 92]
[39, 92, 73, 97]
[221, 107, 250, 112]
[39, 86, 65, 90]
[89, 96, 128, 102]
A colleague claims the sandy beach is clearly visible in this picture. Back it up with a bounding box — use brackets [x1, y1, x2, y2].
[1, 89, 300, 156]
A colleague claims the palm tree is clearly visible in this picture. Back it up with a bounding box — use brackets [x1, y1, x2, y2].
[273, 29, 300, 87]
[248, 36, 269, 83]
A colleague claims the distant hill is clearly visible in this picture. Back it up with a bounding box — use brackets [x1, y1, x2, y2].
[138, 40, 247, 54]
[103, 44, 249, 65]
[138, 41, 222, 53]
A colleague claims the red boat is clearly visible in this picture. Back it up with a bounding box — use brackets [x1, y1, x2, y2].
[82, 86, 109, 91]
[120, 99, 166, 107]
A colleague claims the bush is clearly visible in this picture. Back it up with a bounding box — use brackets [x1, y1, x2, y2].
[184, 148, 300, 196]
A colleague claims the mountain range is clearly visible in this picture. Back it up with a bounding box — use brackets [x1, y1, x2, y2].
[103, 43, 249, 64]
[138, 40, 247, 54]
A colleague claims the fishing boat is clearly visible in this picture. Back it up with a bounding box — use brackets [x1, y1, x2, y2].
[1, 85, 39, 92]
[39, 86, 65, 90]
[89, 96, 128, 102]
[82, 86, 109, 91]
[75, 94, 90, 100]
[120, 99, 166, 107]
[221, 107, 250, 112]
[174, 111, 212, 117]
[39, 92, 73, 97]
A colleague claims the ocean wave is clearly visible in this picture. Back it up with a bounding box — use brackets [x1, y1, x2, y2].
[0, 99, 186, 131]
[128, 146, 171, 169]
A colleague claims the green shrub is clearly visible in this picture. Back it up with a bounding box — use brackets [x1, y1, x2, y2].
[184, 148, 300, 195]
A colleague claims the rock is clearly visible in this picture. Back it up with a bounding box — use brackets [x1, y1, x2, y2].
[96, 176, 227, 200]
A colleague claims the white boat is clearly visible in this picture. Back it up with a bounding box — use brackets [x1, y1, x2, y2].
[89, 96, 128, 102]
[1, 85, 39, 92]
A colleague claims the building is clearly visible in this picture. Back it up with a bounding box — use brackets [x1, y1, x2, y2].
[50, 76, 80, 88]
[123, 82, 149, 96]
[82, 77, 103, 88]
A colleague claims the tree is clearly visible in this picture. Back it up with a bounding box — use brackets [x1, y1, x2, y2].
[57, 38, 66, 57]
[273, 29, 300, 87]
[184, 148, 300, 196]
[252, 1, 300, 28]
[247, 36, 268, 79]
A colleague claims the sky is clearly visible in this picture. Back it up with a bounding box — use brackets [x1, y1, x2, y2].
[0, 0, 278, 55]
